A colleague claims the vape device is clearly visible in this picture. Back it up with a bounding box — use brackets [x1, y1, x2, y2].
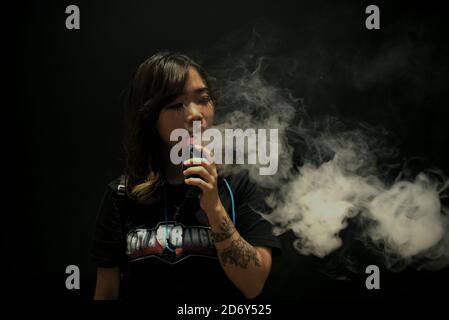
[184, 136, 202, 198]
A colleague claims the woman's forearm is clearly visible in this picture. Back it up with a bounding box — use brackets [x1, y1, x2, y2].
[94, 267, 120, 300]
[208, 205, 272, 299]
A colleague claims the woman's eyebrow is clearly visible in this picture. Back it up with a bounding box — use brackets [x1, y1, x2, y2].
[182, 87, 209, 95]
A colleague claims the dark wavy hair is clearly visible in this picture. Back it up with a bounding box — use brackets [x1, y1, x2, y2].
[123, 52, 215, 204]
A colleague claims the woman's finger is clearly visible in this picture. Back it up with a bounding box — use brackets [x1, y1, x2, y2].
[183, 157, 217, 177]
[191, 144, 215, 164]
[183, 165, 213, 183]
[184, 177, 213, 192]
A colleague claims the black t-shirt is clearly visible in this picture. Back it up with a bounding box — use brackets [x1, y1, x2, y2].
[91, 170, 282, 301]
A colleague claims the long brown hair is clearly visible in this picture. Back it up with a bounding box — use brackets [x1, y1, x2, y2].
[123, 52, 215, 204]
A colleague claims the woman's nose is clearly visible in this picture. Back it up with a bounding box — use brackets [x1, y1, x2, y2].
[184, 102, 204, 123]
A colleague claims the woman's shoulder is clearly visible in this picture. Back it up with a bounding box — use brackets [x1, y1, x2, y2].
[107, 177, 121, 189]
[98, 176, 127, 203]
[221, 169, 250, 187]
[105, 175, 127, 194]
[221, 169, 260, 197]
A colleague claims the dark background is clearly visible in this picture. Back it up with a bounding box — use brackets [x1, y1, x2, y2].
[7, 0, 448, 304]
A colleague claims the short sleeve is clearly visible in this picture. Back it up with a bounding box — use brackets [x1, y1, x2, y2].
[231, 171, 283, 257]
[90, 180, 127, 268]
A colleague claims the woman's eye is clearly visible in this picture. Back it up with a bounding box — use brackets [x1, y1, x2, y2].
[198, 96, 211, 105]
[166, 103, 183, 109]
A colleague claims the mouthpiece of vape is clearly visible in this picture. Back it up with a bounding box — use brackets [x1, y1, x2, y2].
[184, 136, 201, 198]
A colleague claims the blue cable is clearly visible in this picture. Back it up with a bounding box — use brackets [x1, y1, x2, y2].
[223, 178, 236, 224]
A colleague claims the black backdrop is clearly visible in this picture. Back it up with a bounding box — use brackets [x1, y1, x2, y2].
[7, 0, 449, 304]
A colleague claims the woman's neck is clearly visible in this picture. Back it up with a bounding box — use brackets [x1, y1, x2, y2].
[162, 147, 185, 185]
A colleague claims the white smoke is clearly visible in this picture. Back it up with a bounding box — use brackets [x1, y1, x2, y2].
[366, 173, 449, 269]
[265, 159, 383, 258]
[210, 59, 449, 271]
[212, 62, 297, 188]
[264, 150, 449, 270]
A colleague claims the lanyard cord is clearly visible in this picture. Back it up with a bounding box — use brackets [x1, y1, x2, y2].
[223, 178, 236, 225]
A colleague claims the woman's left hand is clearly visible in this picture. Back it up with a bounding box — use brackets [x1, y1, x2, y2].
[182, 145, 223, 216]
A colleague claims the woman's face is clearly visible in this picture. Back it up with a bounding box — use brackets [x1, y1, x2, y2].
[156, 66, 214, 148]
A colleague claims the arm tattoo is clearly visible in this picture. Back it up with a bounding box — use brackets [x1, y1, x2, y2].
[219, 237, 262, 269]
[211, 215, 236, 243]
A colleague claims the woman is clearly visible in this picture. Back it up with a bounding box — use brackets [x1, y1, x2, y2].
[91, 52, 282, 301]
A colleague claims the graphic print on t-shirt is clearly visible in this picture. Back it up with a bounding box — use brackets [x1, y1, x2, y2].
[126, 222, 217, 264]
